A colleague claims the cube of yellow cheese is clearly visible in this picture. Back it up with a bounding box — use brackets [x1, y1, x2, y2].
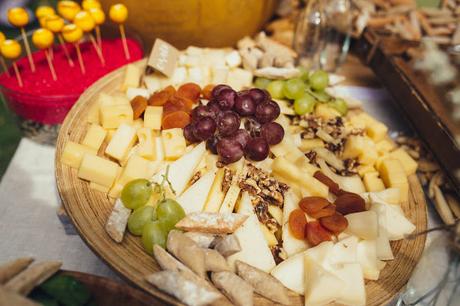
[82, 124, 107, 151]
[358, 137, 378, 166]
[61, 141, 97, 169]
[379, 158, 409, 202]
[105, 123, 137, 161]
[375, 154, 390, 172]
[363, 172, 385, 192]
[299, 138, 324, 152]
[121, 64, 142, 91]
[314, 104, 341, 120]
[161, 128, 186, 161]
[358, 164, 376, 177]
[100, 104, 133, 129]
[78, 154, 120, 187]
[144, 106, 163, 130]
[366, 119, 388, 142]
[89, 182, 110, 193]
[105, 129, 116, 142]
[348, 113, 368, 130]
[137, 127, 156, 160]
[390, 148, 418, 175]
[131, 118, 144, 131]
[87, 103, 100, 124]
[375, 138, 396, 155]
[119, 155, 151, 186]
[342, 136, 366, 159]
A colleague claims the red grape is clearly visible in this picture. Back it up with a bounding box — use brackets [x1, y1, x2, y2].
[245, 137, 269, 161]
[215, 88, 236, 110]
[206, 136, 219, 154]
[191, 105, 213, 122]
[255, 101, 280, 123]
[260, 122, 284, 145]
[211, 84, 232, 98]
[229, 129, 250, 148]
[234, 93, 256, 116]
[249, 88, 270, 104]
[217, 138, 244, 164]
[193, 117, 216, 141]
[217, 111, 240, 136]
[183, 123, 198, 143]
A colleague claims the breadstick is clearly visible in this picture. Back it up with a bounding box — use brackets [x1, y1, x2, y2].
[0, 257, 34, 284]
[433, 185, 456, 225]
[4, 261, 61, 295]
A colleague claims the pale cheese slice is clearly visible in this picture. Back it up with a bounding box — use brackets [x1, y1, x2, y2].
[203, 168, 226, 212]
[332, 263, 366, 306]
[176, 170, 216, 214]
[282, 190, 309, 257]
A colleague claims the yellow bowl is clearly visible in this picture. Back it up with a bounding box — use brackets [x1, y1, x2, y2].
[100, 0, 278, 48]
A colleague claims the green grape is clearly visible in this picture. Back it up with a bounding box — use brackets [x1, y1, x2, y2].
[254, 77, 271, 89]
[266, 80, 285, 99]
[156, 199, 186, 231]
[121, 179, 152, 210]
[283, 78, 306, 100]
[294, 94, 316, 115]
[309, 70, 329, 91]
[298, 66, 309, 82]
[128, 205, 157, 236]
[306, 88, 331, 103]
[142, 220, 167, 253]
[329, 98, 348, 116]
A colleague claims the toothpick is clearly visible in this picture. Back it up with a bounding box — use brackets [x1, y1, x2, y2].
[20, 28, 35, 72]
[12, 62, 23, 87]
[95, 25, 102, 50]
[45, 49, 57, 81]
[88, 33, 105, 66]
[57, 34, 74, 67]
[75, 43, 85, 74]
[0, 57, 10, 77]
[119, 24, 130, 60]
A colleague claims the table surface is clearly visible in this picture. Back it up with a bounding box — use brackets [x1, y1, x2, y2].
[0, 55, 445, 304]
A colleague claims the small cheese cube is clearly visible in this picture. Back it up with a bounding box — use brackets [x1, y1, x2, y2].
[225, 50, 242, 68]
[137, 127, 156, 160]
[121, 64, 141, 91]
[143, 75, 162, 94]
[98, 92, 129, 107]
[126, 87, 149, 101]
[131, 118, 144, 131]
[81, 124, 107, 151]
[389, 148, 418, 175]
[227, 68, 253, 91]
[99, 104, 133, 129]
[162, 128, 186, 161]
[357, 165, 376, 177]
[144, 106, 163, 130]
[89, 182, 110, 193]
[314, 104, 341, 120]
[170, 67, 187, 86]
[105, 129, 116, 142]
[358, 138, 378, 165]
[187, 67, 204, 85]
[375, 154, 390, 172]
[119, 145, 139, 167]
[211, 67, 229, 84]
[78, 154, 120, 187]
[379, 159, 409, 202]
[61, 141, 97, 169]
[375, 138, 396, 155]
[184, 54, 201, 67]
[342, 136, 366, 159]
[119, 155, 151, 185]
[206, 50, 227, 68]
[366, 120, 388, 142]
[363, 172, 385, 192]
[299, 138, 324, 152]
[201, 67, 211, 85]
[87, 103, 100, 124]
[185, 46, 203, 56]
[105, 123, 137, 161]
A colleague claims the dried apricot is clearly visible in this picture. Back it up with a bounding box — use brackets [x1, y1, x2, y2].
[319, 212, 348, 234]
[177, 83, 201, 102]
[309, 204, 336, 219]
[170, 95, 194, 112]
[313, 171, 341, 195]
[202, 84, 215, 100]
[299, 196, 330, 215]
[163, 85, 176, 96]
[130, 95, 148, 119]
[288, 209, 307, 240]
[148, 91, 169, 106]
[334, 192, 365, 215]
[305, 221, 332, 246]
[163, 101, 183, 115]
[162, 111, 191, 129]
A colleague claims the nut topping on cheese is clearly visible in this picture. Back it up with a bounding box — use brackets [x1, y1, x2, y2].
[175, 212, 248, 234]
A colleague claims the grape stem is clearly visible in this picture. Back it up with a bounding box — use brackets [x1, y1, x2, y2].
[148, 165, 176, 201]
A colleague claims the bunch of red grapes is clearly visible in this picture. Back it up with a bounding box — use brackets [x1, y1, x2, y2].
[183, 84, 285, 164]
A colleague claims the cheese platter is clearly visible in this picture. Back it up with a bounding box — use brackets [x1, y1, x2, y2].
[55, 40, 427, 306]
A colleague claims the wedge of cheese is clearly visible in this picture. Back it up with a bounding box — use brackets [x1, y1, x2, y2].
[176, 170, 216, 214]
[203, 168, 226, 212]
[282, 190, 308, 257]
[333, 263, 366, 306]
[227, 192, 276, 273]
[105, 123, 137, 161]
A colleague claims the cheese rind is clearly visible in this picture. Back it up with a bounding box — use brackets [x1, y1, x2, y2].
[105, 123, 137, 161]
[61, 141, 97, 169]
[82, 124, 107, 151]
[78, 154, 120, 187]
[144, 106, 163, 130]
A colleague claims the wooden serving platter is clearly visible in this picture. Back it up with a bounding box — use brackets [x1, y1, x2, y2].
[55, 60, 428, 306]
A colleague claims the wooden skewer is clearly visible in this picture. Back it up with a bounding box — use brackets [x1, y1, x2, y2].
[0, 56, 10, 77]
[57, 34, 74, 67]
[20, 28, 35, 72]
[88, 33, 105, 66]
[12, 62, 23, 87]
[45, 49, 57, 81]
[49, 45, 54, 60]
[95, 25, 102, 50]
[119, 24, 130, 60]
[75, 43, 85, 74]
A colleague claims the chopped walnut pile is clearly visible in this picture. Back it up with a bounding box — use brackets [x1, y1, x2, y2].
[222, 168, 234, 194]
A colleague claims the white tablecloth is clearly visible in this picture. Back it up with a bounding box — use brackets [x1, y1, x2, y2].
[0, 86, 444, 303]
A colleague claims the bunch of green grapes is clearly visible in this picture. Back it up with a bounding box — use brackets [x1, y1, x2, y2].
[120, 174, 185, 254]
[255, 68, 348, 116]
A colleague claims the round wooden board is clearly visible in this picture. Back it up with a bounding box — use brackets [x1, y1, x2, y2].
[55, 60, 428, 306]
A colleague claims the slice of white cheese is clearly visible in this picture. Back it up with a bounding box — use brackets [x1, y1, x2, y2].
[304, 254, 345, 306]
[227, 192, 276, 273]
[282, 190, 309, 257]
[333, 263, 366, 306]
[344, 210, 379, 240]
[203, 168, 226, 212]
[153, 142, 206, 196]
[176, 170, 216, 214]
[370, 202, 394, 260]
[325, 236, 358, 267]
[357, 240, 382, 280]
